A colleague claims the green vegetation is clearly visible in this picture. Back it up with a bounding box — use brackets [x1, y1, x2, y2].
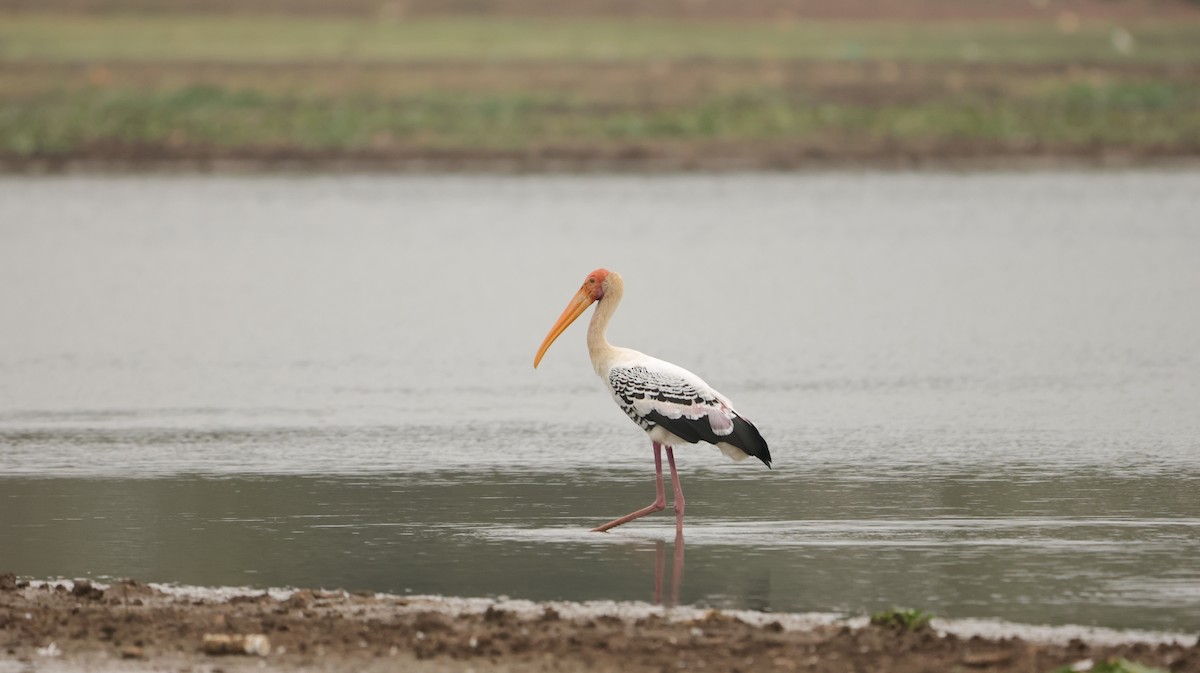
[2, 14, 1200, 64]
[4, 74, 1197, 157]
[869, 608, 934, 631]
[1, 10, 1198, 166]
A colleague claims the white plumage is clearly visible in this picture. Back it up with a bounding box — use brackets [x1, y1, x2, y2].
[534, 268, 771, 533]
[602, 351, 755, 462]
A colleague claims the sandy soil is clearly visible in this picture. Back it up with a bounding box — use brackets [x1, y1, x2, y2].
[2, 574, 1198, 673]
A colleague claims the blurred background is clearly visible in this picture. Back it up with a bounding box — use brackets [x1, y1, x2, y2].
[1, 0, 1198, 171]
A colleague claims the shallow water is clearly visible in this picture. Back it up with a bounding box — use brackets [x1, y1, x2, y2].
[2, 172, 1198, 631]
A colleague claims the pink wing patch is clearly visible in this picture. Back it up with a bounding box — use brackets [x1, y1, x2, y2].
[631, 398, 735, 436]
[706, 405, 735, 436]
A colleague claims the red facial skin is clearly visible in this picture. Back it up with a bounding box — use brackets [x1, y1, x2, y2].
[584, 268, 610, 300]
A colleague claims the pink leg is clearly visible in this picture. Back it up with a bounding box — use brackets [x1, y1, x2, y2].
[665, 445, 685, 531]
[591, 442, 666, 533]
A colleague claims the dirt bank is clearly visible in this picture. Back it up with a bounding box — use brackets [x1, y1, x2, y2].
[6, 143, 1199, 175]
[2, 575, 1197, 673]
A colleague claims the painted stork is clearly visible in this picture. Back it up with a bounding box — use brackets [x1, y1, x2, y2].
[533, 268, 771, 533]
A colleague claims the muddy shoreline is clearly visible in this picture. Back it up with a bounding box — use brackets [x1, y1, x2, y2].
[2, 576, 1197, 673]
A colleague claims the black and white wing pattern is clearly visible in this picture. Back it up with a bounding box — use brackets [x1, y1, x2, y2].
[606, 357, 772, 467]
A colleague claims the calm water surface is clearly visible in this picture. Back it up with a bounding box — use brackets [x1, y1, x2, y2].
[1, 173, 1198, 631]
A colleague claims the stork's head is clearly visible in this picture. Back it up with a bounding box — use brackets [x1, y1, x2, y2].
[534, 268, 613, 368]
[582, 268, 610, 301]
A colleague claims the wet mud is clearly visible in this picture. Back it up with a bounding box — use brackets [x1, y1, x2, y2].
[2, 575, 1198, 673]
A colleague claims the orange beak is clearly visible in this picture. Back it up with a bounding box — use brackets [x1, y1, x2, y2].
[534, 286, 595, 368]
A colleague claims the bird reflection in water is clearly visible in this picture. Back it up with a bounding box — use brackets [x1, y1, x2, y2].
[653, 530, 686, 607]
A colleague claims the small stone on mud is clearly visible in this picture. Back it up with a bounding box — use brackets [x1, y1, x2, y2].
[285, 590, 314, 609]
[72, 580, 104, 601]
[484, 606, 511, 623]
[36, 642, 62, 657]
[121, 645, 145, 659]
[202, 634, 271, 657]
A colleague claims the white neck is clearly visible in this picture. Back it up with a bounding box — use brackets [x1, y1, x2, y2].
[587, 273, 623, 376]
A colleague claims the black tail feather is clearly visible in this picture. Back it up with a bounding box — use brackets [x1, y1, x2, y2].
[731, 416, 772, 468]
[645, 410, 772, 469]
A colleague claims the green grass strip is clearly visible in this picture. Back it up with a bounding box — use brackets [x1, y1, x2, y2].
[3, 81, 1198, 155]
[2, 14, 1199, 63]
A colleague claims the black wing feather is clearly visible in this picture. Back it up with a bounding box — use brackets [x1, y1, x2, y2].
[645, 411, 771, 469]
[610, 365, 772, 469]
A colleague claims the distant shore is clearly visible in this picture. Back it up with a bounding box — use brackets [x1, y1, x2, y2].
[5, 147, 1200, 175]
[2, 576, 1197, 673]
[3, 9, 1199, 175]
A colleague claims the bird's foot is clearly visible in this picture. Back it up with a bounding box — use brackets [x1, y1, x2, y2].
[590, 498, 666, 532]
